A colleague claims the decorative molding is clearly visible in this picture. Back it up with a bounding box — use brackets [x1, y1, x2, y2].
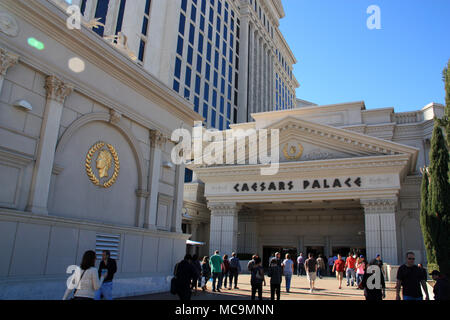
[207, 202, 241, 216]
[0, 11, 19, 37]
[361, 198, 398, 214]
[109, 109, 122, 124]
[150, 130, 167, 149]
[135, 189, 150, 199]
[0, 46, 19, 76]
[45, 75, 73, 103]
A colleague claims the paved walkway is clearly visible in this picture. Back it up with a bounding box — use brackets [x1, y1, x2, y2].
[120, 275, 397, 300]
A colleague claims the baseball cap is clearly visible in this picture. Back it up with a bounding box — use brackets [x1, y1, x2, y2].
[376, 254, 381, 258]
[430, 270, 440, 276]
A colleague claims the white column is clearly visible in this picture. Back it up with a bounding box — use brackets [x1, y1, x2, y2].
[208, 202, 240, 255]
[172, 162, 185, 233]
[255, 34, 261, 114]
[145, 130, 165, 230]
[26, 76, 73, 214]
[238, 15, 250, 124]
[361, 198, 399, 265]
[0, 48, 19, 94]
[270, 52, 274, 111]
[248, 24, 255, 119]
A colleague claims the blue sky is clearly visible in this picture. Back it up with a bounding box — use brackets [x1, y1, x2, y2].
[279, 0, 450, 112]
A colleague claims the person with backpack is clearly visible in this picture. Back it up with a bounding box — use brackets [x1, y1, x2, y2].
[268, 257, 283, 300]
[316, 254, 325, 279]
[250, 256, 266, 300]
[229, 252, 241, 289]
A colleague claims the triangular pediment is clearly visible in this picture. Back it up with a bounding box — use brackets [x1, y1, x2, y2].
[189, 116, 419, 172]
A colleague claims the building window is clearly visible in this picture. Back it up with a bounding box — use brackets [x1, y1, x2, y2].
[138, 0, 152, 62]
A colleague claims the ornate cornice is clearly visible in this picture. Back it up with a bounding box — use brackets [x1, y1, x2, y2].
[0, 46, 19, 76]
[360, 198, 398, 214]
[45, 75, 73, 103]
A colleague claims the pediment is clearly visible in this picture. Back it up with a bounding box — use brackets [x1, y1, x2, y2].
[189, 116, 419, 172]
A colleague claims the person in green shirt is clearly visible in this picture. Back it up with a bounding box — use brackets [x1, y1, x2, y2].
[209, 250, 224, 292]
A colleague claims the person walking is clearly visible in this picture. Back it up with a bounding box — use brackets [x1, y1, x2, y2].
[229, 252, 241, 289]
[209, 250, 223, 292]
[345, 252, 356, 287]
[430, 270, 450, 300]
[191, 254, 201, 294]
[356, 255, 366, 288]
[94, 250, 117, 300]
[267, 257, 282, 300]
[221, 254, 230, 290]
[305, 253, 317, 293]
[316, 254, 325, 279]
[396, 252, 429, 300]
[200, 256, 211, 291]
[332, 253, 345, 289]
[282, 254, 294, 293]
[173, 254, 197, 301]
[250, 256, 265, 300]
[359, 259, 386, 301]
[63, 250, 107, 300]
[328, 255, 335, 275]
[297, 253, 305, 277]
[247, 254, 258, 272]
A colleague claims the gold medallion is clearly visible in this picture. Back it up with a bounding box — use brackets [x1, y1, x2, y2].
[85, 142, 120, 188]
[283, 143, 304, 161]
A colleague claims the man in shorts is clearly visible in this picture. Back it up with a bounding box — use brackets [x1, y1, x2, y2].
[332, 253, 345, 289]
[304, 253, 317, 293]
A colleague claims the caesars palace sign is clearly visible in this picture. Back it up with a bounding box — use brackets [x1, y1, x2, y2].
[233, 177, 362, 193]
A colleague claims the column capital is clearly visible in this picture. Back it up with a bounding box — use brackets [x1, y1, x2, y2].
[0, 47, 19, 76]
[207, 202, 241, 216]
[45, 76, 73, 103]
[361, 198, 398, 214]
[150, 130, 167, 149]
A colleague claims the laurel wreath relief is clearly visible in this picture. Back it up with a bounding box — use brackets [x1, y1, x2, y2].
[85, 142, 120, 188]
[283, 143, 304, 161]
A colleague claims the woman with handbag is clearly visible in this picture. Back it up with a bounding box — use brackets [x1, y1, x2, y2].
[63, 250, 107, 300]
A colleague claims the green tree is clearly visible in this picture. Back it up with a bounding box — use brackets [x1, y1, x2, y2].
[419, 168, 437, 272]
[428, 125, 450, 276]
[443, 60, 450, 144]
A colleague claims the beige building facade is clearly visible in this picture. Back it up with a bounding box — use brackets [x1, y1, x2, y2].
[0, 0, 202, 299]
[186, 101, 444, 270]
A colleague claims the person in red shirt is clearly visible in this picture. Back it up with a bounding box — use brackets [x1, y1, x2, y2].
[332, 254, 345, 289]
[345, 252, 357, 287]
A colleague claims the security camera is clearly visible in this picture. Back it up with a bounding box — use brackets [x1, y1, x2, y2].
[13, 100, 32, 111]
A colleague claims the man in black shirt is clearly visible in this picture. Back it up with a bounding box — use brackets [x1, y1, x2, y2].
[430, 270, 450, 300]
[396, 252, 429, 300]
[174, 254, 197, 301]
[95, 250, 117, 300]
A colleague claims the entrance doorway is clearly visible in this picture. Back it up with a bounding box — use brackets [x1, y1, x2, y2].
[262, 246, 297, 269]
[305, 246, 325, 258]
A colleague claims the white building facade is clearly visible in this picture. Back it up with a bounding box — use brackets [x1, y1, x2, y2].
[187, 101, 444, 270]
[67, 0, 299, 128]
[0, 0, 202, 299]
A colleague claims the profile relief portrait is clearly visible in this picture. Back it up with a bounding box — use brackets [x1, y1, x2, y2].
[96, 149, 113, 179]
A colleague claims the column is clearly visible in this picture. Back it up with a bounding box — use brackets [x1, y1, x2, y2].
[0, 47, 19, 93]
[262, 45, 267, 112]
[238, 16, 250, 124]
[255, 34, 261, 114]
[144, 130, 165, 229]
[26, 76, 73, 214]
[247, 24, 255, 119]
[265, 48, 270, 112]
[270, 52, 274, 111]
[361, 198, 399, 265]
[172, 162, 185, 233]
[208, 202, 240, 255]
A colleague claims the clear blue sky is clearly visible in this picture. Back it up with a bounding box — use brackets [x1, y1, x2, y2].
[279, 0, 450, 112]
